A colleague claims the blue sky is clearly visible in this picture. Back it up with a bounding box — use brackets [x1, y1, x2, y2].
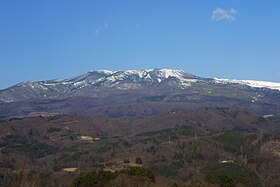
[1, 0, 280, 89]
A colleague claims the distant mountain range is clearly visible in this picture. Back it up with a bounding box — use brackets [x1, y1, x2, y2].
[1, 68, 280, 103]
[0, 68, 280, 117]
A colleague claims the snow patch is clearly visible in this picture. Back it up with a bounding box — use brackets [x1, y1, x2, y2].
[213, 78, 280, 91]
[95, 70, 116, 75]
[157, 69, 185, 79]
[179, 79, 198, 88]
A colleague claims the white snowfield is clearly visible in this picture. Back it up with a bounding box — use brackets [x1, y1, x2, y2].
[93, 69, 197, 89]
[91, 68, 196, 83]
[100, 69, 189, 80]
[213, 78, 280, 91]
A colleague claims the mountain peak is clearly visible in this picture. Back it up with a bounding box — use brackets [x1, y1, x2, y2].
[1, 68, 280, 103]
[0, 68, 199, 102]
[88, 68, 195, 80]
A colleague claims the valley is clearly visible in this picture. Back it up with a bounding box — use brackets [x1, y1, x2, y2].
[0, 107, 280, 186]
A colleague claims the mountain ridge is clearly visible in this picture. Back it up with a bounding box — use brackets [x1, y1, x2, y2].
[0, 68, 198, 102]
[1, 68, 280, 103]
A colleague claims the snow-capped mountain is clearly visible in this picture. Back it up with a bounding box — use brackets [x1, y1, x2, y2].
[67, 68, 198, 89]
[213, 78, 280, 91]
[0, 69, 199, 102]
[0, 68, 280, 103]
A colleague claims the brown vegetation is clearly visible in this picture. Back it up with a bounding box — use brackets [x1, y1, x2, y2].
[0, 107, 279, 186]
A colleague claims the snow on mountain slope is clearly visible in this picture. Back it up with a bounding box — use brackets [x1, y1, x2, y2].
[213, 78, 280, 91]
[64, 68, 197, 87]
[0, 69, 199, 102]
[93, 68, 198, 89]
[1, 68, 280, 103]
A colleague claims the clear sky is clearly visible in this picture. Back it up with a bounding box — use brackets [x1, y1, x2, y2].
[1, 0, 280, 89]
